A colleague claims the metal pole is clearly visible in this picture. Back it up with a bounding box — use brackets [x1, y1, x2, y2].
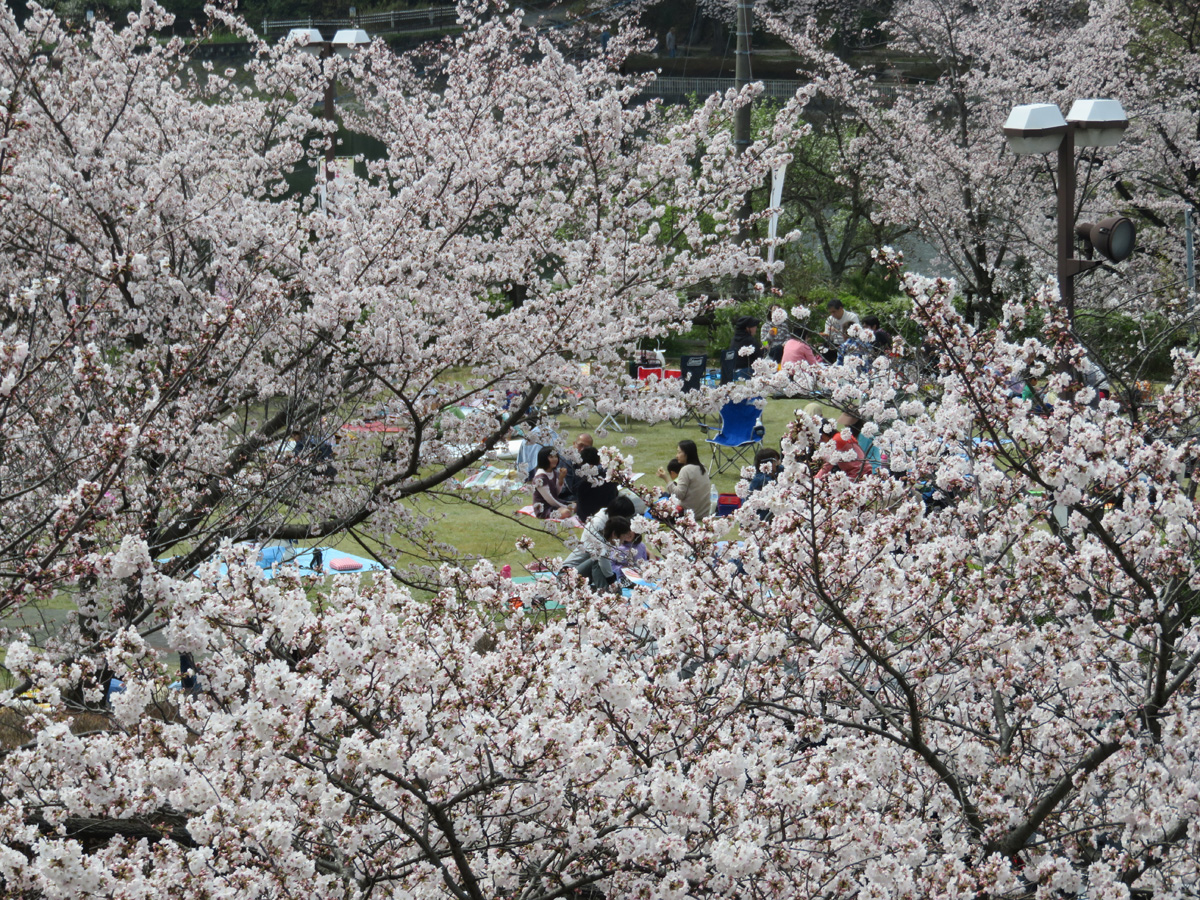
[734, 0, 753, 158]
[323, 56, 336, 171]
[1186, 207, 1197, 331]
[734, 0, 753, 194]
[1057, 125, 1076, 325]
[322, 45, 336, 212]
[734, 0, 753, 299]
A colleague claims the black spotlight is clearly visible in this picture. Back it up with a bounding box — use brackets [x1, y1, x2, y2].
[1076, 216, 1136, 263]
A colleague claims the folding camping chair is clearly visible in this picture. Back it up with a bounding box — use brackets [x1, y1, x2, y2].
[700, 399, 765, 475]
[671, 354, 708, 428]
[719, 348, 742, 385]
[596, 408, 624, 433]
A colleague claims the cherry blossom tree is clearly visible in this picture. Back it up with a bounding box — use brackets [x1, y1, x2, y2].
[4, 249, 1200, 898]
[769, 0, 1145, 321]
[5, 3, 1200, 897]
[0, 1, 798, 636]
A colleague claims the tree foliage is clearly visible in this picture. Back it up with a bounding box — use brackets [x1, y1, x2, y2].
[0, 1, 795, 623]
[5, 249, 1200, 897]
[3, 3, 1200, 899]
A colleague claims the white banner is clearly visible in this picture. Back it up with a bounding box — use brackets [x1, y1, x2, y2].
[766, 162, 787, 276]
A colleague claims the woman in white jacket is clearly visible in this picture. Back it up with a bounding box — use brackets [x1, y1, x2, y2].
[561, 496, 638, 592]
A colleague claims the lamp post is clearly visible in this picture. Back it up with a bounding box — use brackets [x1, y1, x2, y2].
[733, 0, 753, 301]
[1003, 99, 1135, 325]
[285, 27, 371, 208]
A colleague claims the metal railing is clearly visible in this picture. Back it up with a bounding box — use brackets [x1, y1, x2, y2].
[261, 7, 459, 36]
[643, 77, 807, 101]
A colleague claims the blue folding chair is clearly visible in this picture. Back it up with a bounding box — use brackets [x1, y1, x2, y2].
[700, 399, 765, 474]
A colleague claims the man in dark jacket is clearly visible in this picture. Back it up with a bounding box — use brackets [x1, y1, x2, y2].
[728, 315, 764, 380]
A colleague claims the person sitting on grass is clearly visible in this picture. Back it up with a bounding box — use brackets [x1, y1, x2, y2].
[561, 510, 636, 593]
[654, 459, 683, 509]
[572, 445, 618, 523]
[862, 315, 894, 355]
[610, 529, 649, 581]
[530, 445, 574, 519]
[728, 315, 764, 379]
[657, 439, 712, 519]
[781, 335, 821, 366]
[748, 447, 782, 494]
[579, 496, 636, 556]
[820, 299, 861, 362]
[836, 410, 886, 471]
[816, 419, 873, 481]
[561, 431, 594, 501]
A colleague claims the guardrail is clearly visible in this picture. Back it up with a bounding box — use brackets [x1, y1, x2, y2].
[643, 77, 807, 101]
[261, 7, 459, 36]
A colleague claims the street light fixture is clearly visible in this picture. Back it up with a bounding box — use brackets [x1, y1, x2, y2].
[287, 28, 326, 56]
[1003, 98, 1134, 323]
[285, 27, 370, 207]
[331, 29, 371, 59]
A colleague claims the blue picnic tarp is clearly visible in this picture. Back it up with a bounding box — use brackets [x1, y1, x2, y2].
[275, 547, 386, 577]
[166, 546, 388, 580]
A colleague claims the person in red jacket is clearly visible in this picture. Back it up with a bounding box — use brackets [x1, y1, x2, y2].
[816, 425, 873, 481]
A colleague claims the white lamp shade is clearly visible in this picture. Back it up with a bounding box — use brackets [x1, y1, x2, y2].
[1066, 98, 1128, 148]
[332, 28, 371, 58]
[1003, 103, 1068, 155]
[286, 28, 325, 55]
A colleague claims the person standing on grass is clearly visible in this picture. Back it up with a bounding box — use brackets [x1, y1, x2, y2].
[657, 439, 712, 519]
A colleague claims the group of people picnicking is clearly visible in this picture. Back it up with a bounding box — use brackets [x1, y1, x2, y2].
[524, 408, 883, 595]
[523, 429, 715, 593]
[529, 433, 720, 525]
[728, 300, 896, 379]
[518, 301, 903, 594]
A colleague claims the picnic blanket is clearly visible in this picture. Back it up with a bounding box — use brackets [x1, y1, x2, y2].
[516, 505, 584, 529]
[343, 421, 404, 433]
[167, 546, 388, 580]
[461, 465, 524, 490]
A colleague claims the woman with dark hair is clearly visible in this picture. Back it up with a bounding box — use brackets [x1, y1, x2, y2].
[748, 447, 782, 494]
[862, 315, 894, 354]
[657, 439, 712, 519]
[561, 503, 637, 592]
[530, 445, 573, 519]
[572, 445, 618, 523]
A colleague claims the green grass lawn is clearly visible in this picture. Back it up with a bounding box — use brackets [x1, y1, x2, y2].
[394, 395, 827, 575]
[0, 394, 829, 661]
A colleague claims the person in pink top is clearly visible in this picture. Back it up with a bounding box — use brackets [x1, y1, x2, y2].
[781, 337, 821, 366]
